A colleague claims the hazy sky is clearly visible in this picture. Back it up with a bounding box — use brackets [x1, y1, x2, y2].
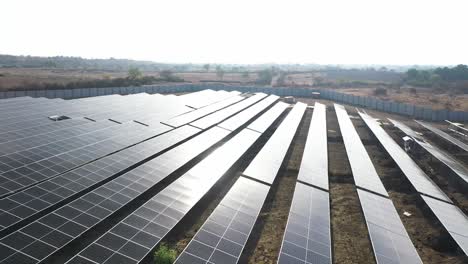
[1, 0, 467, 65]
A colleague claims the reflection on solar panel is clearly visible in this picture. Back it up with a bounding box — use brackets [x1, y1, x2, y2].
[163, 96, 245, 128]
[357, 190, 422, 264]
[278, 182, 331, 264]
[218, 95, 279, 131]
[68, 128, 261, 264]
[191, 93, 267, 130]
[390, 119, 468, 186]
[297, 103, 328, 190]
[359, 112, 451, 202]
[243, 102, 306, 185]
[416, 120, 468, 152]
[0, 126, 232, 263]
[247, 102, 289, 133]
[421, 195, 468, 255]
[334, 104, 388, 196]
[181, 90, 242, 109]
[176, 177, 269, 264]
[0, 126, 200, 232]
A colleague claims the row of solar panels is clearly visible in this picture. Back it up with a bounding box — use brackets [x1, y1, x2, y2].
[0, 90, 292, 263]
[359, 111, 468, 258]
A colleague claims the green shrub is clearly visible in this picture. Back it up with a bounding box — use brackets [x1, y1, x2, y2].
[154, 244, 177, 264]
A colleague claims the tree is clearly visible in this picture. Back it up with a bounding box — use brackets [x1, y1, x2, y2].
[242, 71, 249, 79]
[203, 64, 210, 72]
[160, 70, 173, 80]
[127, 67, 142, 79]
[216, 66, 225, 80]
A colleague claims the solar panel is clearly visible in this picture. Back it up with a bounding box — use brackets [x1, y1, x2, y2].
[175, 177, 269, 264]
[0, 126, 232, 263]
[278, 182, 331, 264]
[416, 120, 468, 152]
[243, 102, 306, 185]
[184, 90, 242, 109]
[0, 122, 172, 197]
[297, 103, 328, 190]
[190, 93, 267, 130]
[359, 112, 451, 202]
[390, 119, 468, 186]
[0, 126, 199, 231]
[357, 189, 422, 264]
[68, 128, 261, 264]
[218, 95, 279, 131]
[163, 96, 245, 128]
[334, 104, 388, 196]
[247, 102, 289, 133]
[421, 195, 468, 255]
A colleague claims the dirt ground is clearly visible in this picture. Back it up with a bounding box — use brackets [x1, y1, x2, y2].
[340, 87, 468, 111]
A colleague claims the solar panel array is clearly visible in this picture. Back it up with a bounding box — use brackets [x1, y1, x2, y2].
[278, 102, 332, 264]
[243, 102, 306, 185]
[360, 111, 468, 255]
[335, 105, 422, 264]
[176, 102, 305, 264]
[335, 104, 388, 196]
[390, 119, 468, 186]
[70, 128, 263, 264]
[1, 90, 465, 263]
[359, 113, 451, 202]
[416, 120, 468, 152]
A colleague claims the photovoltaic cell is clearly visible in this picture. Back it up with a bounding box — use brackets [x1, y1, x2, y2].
[278, 182, 331, 264]
[247, 102, 289, 133]
[176, 177, 269, 264]
[296, 103, 328, 190]
[0, 126, 199, 231]
[357, 189, 422, 264]
[218, 95, 279, 131]
[421, 195, 468, 255]
[359, 112, 450, 202]
[334, 104, 388, 196]
[390, 119, 468, 186]
[68, 128, 261, 264]
[243, 102, 306, 185]
[0, 126, 232, 263]
[416, 120, 468, 152]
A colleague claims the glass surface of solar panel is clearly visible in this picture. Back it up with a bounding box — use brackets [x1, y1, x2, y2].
[69, 128, 261, 264]
[278, 182, 331, 264]
[218, 95, 279, 131]
[0, 127, 232, 263]
[416, 120, 468, 152]
[163, 96, 245, 128]
[297, 103, 328, 190]
[185, 90, 242, 109]
[0, 126, 199, 231]
[335, 104, 388, 196]
[176, 177, 269, 264]
[357, 189, 422, 264]
[359, 112, 451, 202]
[247, 102, 289, 133]
[243, 102, 306, 185]
[190, 93, 267, 130]
[421, 195, 468, 255]
[390, 119, 468, 185]
[0, 123, 172, 197]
